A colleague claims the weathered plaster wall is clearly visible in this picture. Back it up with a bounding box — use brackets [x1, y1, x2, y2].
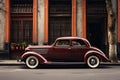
[38, 0, 44, 45]
[0, 0, 5, 50]
[76, 0, 82, 37]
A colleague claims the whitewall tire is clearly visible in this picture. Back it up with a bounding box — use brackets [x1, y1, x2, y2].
[26, 56, 39, 69]
[87, 55, 100, 68]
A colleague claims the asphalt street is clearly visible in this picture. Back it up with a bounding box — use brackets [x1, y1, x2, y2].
[0, 64, 120, 80]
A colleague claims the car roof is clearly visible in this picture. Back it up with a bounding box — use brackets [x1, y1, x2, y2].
[56, 37, 86, 40]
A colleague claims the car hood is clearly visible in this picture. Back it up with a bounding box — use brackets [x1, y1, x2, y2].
[25, 45, 52, 50]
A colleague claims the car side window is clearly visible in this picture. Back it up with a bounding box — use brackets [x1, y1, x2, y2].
[72, 39, 86, 47]
[55, 40, 70, 47]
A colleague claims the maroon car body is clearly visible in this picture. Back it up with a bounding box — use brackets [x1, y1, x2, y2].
[20, 37, 110, 69]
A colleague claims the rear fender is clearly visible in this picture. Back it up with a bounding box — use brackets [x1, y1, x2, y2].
[21, 51, 47, 64]
[84, 50, 108, 63]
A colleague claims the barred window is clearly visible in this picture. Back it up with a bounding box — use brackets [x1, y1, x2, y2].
[48, 0, 72, 44]
[10, 19, 32, 43]
[10, 0, 33, 44]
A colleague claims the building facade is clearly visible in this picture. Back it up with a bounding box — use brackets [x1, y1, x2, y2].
[0, 0, 119, 59]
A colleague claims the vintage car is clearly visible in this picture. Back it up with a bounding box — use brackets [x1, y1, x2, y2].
[19, 37, 110, 69]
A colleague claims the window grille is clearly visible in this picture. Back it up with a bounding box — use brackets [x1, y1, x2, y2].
[10, 19, 32, 43]
[10, 0, 33, 44]
[48, 0, 72, 44]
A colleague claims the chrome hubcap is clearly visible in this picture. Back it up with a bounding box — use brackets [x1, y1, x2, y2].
[29, 58, 36, 66]
[90, 58, 97, 65]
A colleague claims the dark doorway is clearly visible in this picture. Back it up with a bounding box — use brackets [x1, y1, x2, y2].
[86, 0, 108, 55]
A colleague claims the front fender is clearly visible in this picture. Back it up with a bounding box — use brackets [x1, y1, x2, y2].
[84, 50, 109, 63]
[21, 51, 47, 64]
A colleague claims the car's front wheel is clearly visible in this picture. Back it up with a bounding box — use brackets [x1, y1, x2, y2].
[26, 56, 39, 69]
[87, 55, 100, 68]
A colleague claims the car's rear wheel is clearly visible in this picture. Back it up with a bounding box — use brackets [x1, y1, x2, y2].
[87, 55, 100, 68]
[26, 56, 39, 69]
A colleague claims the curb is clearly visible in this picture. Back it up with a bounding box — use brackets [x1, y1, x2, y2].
[0, 60, 24, 65]
[0, 60, 120, 66]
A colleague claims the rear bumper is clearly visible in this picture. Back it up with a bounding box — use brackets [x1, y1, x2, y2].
[103, 58, 111, 62]
[108, 59, 111, 62]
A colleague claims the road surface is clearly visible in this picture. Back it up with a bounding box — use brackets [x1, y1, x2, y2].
[0, 64, 120, 80]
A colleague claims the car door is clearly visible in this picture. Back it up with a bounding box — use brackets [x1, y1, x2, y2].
[69, 39, 89, 61]
[48, 39, 71, 62]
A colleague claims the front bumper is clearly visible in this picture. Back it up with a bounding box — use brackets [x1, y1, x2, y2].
[17, 59, 22, 62]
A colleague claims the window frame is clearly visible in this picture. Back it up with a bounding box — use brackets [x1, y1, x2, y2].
[5, 0, 37, 44]
[55, 40, 70, 47]
[71, 39, 87, 48]
[44, 0, 76, 43]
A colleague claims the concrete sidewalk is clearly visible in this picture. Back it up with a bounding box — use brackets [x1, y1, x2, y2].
[0, 60, 24, 65]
